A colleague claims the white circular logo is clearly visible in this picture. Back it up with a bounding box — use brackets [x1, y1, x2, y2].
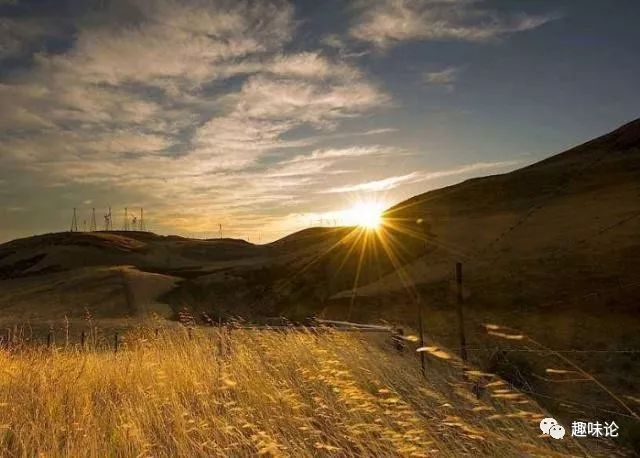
[539, 417, 557, 434]
[549, 424, 566, 440]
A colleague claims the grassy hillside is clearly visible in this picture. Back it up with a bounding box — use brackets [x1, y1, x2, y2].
[0, 226, 420, 323]
[0, 119, 638, 451]
[325, 118, 640, 451]
[0, 328, 619, 457]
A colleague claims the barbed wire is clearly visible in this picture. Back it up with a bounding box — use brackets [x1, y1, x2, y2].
[512, 386, 640, 422]
[425, 344, 640, 354]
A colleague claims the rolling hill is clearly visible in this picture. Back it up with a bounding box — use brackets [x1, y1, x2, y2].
[1, 119, 638, 326]
[3, 118, 639, 450]
[327, 117, 640, 451]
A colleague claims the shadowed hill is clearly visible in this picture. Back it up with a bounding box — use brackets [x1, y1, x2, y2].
[343, 118, 640, 304]
[1, 120, 639, 324]
[0, 231, 270, 323]
[325, 119, 640, 452]
[0, 223, 421, 324]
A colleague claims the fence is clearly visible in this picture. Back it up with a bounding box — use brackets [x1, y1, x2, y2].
[0, 319, 397, 353]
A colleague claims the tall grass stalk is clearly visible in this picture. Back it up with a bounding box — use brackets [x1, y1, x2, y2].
[0, 328, 587, 457]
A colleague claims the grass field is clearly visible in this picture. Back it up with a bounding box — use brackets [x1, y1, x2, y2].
[0, 327, 611, 457]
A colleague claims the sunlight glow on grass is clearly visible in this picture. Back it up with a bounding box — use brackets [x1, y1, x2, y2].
[0, 329, 578, 456]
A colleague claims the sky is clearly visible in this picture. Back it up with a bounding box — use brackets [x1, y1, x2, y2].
[1, 0, 639, 243]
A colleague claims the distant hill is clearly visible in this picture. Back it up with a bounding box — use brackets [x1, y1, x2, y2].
[0, 225, 367, 323]
[1, 119, 639, 325]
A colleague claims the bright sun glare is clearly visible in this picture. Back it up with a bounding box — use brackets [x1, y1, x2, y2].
[344, 202, 384, 229]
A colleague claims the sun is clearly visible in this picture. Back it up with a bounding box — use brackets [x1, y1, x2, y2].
[344, 201, 384, 229]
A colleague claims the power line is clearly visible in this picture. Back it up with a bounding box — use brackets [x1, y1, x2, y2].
[514, 386, 640, 422]
[434, 346, 640, 354]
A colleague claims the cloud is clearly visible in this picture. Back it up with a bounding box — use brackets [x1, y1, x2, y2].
[350, 0, 558, 48]
[322, 172, 423, 193]
[322, 160, 520, 193]
[191, 70, 389, 167]
[424, 66, 462, 92]
[424, 66, 460, 86]
[287, 145, 395, 164]
[416, 160, 521, 180]
[0, 0, 534, 242]
[0, 0, 397, 242]
[268, 52, 360, 80]
[37, 1, 294, 88]
[0, 15, 62, 59]
[321, 33, 370, 59]
[0, 0, 389, 174]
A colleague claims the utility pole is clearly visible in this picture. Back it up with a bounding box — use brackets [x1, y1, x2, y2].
[70, 208, 78, 232]
[456, 262, 468, 363]
[219, 224, 223, 239]
[124, 208, 129, 231]
[90, 208, 97, 232]
[417, 294, 426, 378]
[416, 218, 428, 377]
[139, 208, 146, 231]
[104, 208, 111, 231]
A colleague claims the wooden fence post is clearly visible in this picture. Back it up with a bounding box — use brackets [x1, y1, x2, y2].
[81, 331, 86, 350]
[47, 329, 53, 349]
[456, 262, 468, 363]
[392, 328, 405, 353]
[114, 332, 119, 353]
[416, 295, 426, 378]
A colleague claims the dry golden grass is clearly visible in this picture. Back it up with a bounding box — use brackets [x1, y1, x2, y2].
[0, 328, 588, 457]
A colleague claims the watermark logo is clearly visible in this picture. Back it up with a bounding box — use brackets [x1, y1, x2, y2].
[540, 417, 619, 440]
[540, 418, 565, 439]
[571, 421, 619, 438]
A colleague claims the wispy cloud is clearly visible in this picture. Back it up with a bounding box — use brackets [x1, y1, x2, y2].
[322, 172, 422, 193]
[0, 0, 392, 240]
[0, 0, 557, 242]
[287, 145, 396, 164]
[322, 160, 520, 193]
[0, 15, 61, 58]
[424, 66, 461, 91]
[350, 0, 559, 48]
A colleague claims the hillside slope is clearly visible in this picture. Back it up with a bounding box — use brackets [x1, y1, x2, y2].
[335, 118, 640, 306]
[326, 118, 640, 452]
[4, 329, 620, 457]
[1, 120, 638, 324]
